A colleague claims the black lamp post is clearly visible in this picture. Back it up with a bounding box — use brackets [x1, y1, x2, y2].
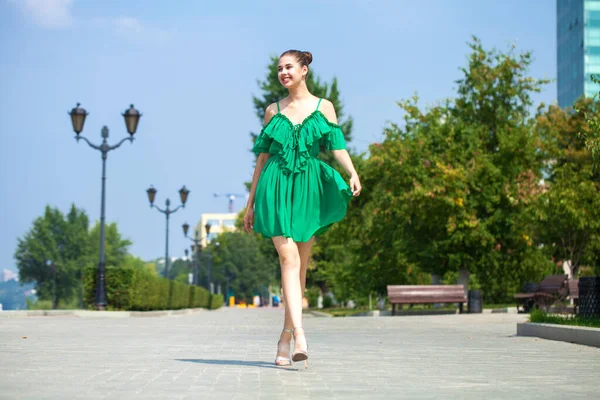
[191, 243, 203, 287]
[69, 103, 141, 310]
[146, 185, 189, 278]
[182, 222, 202, 285]
[205, 223, 213, 292]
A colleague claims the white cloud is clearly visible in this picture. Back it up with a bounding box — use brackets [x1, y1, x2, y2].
[13, 0, 75, 29]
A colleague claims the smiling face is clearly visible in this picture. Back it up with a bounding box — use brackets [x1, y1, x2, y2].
[277, 55, 308, 89]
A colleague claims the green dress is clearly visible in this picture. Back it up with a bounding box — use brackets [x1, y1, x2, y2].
[252, 99, 353, 242]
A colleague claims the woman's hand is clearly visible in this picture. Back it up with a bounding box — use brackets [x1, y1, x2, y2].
[244, 206, 254, 233]
[350, 173, 362, 197]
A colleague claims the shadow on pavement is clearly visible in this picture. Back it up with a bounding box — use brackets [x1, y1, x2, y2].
[175, 359, 298, 371]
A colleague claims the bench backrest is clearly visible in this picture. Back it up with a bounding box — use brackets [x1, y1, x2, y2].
[568, 279, 579, 298]
[387, 285, 467, 304]
[538, 274, 567, 294]
[522, 282, 540, 293]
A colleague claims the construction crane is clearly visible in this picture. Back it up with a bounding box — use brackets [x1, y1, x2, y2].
[213, 193, 247, 213]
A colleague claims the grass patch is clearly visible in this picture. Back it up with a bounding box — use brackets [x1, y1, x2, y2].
[315, 303, 516, 317]
[529, 309, 600, 328]
[315, 308, 368, 317]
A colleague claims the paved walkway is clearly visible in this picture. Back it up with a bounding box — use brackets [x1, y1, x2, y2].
[1, 308, 598, 399]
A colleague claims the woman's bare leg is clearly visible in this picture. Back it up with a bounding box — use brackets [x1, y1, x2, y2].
[297, 237, 315, 295]
[280, 236, 315, 327]
[291, 237, 315, 359]
[273, 236, 302, 364]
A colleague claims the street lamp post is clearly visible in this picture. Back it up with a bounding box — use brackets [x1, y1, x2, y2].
[191, 244, 203, 286]
[182, 223, 202, 285]
[205, 223, 213, 293]
[68, 103, 141, 310]
[146, 186, 189, 279]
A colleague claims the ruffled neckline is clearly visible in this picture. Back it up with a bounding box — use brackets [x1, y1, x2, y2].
[256, 109, 344, 176]
[269, 110, 341, 131]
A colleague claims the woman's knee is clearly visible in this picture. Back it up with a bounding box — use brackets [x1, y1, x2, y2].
[279, 252, 300, 270]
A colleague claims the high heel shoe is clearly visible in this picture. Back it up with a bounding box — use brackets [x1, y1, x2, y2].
[274, 328, 292, 366]
[292, 326, 308, 369]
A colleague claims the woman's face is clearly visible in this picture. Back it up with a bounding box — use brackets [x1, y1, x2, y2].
[278, 55, 306, 88]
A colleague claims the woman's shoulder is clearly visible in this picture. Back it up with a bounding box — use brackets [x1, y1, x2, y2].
[263, 102, 279, 125]
[318, 99, 338, 124]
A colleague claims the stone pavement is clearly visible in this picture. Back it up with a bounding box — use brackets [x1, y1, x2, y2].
[1, 308, 599, 400]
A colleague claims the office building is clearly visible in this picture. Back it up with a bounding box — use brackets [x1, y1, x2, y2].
[558, 0, 600, 107]
[196, 213, 238, 247]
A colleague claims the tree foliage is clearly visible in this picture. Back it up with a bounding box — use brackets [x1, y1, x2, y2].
[209, 231, 277, 303]
[14, 204, 138, 308]
[313, 37, 556, 303]
[241, 38, 600, 306]
[534, 97, 600, 276]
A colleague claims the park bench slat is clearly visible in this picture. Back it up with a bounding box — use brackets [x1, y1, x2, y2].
[387, 285, 467, 315]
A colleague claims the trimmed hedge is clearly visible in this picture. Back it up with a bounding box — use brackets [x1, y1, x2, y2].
[189, 286, 211, 308]
[84, 265, 222, 311]
[209, 293, 224, 309]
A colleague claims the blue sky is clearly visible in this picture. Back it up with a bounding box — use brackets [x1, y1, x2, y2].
[0, 0, 556, 272]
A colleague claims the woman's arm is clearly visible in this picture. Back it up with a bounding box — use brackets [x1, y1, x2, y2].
[246, 152, 270, 210]
[245, 104, 277, 232]
[321, 100, 362, 197]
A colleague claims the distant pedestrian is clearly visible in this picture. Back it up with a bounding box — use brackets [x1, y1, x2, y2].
[244, 50, 362, 368]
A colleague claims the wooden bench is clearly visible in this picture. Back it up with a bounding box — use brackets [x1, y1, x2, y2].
[514, 282, 539, 313]
[514, 275, 568, 312]
[386, 285, 467, 315]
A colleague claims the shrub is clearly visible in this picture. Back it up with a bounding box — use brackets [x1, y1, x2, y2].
[305, 287, 320, 308]
[210, 294, 224, 309]
[188, 286, 211, 308]
[83, 265, 220, 311]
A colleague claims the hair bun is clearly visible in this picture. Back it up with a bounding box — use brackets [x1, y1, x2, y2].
[303, 51, 313, 65]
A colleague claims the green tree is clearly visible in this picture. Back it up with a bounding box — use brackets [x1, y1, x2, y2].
[15, 205, 137, 309]
[579, 75, 600, 169]
[315, 37, 554, 303]
[169, 258, 191, 282]
[534, 97, 600, 276]
[531, 164, 600, 276]
[85, 221, 132, 268]
[211, 231, 276, 303]
[14, 205, 91, 308]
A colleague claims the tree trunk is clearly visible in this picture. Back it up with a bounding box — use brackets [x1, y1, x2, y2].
[457, 266, 470, 297]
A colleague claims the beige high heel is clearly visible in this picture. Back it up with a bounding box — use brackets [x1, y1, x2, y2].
[292, 326, 308, 369]
[274, 328, 293, 366]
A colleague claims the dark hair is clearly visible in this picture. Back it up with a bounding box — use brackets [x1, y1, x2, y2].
[280, 50, 313, 69]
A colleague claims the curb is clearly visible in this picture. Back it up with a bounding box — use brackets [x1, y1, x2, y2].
[483, 307, 518, 314]
[309, 308, 519, 317]
[517, 322, 600, 348]
[0, 308, 215, 318]
[306, 310, 333, 318]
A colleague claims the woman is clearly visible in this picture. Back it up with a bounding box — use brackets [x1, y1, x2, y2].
[244, 50, 362, 368]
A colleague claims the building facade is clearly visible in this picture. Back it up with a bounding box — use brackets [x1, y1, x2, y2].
[196, 213, 238, 247]
[558, 0, 600, 108]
